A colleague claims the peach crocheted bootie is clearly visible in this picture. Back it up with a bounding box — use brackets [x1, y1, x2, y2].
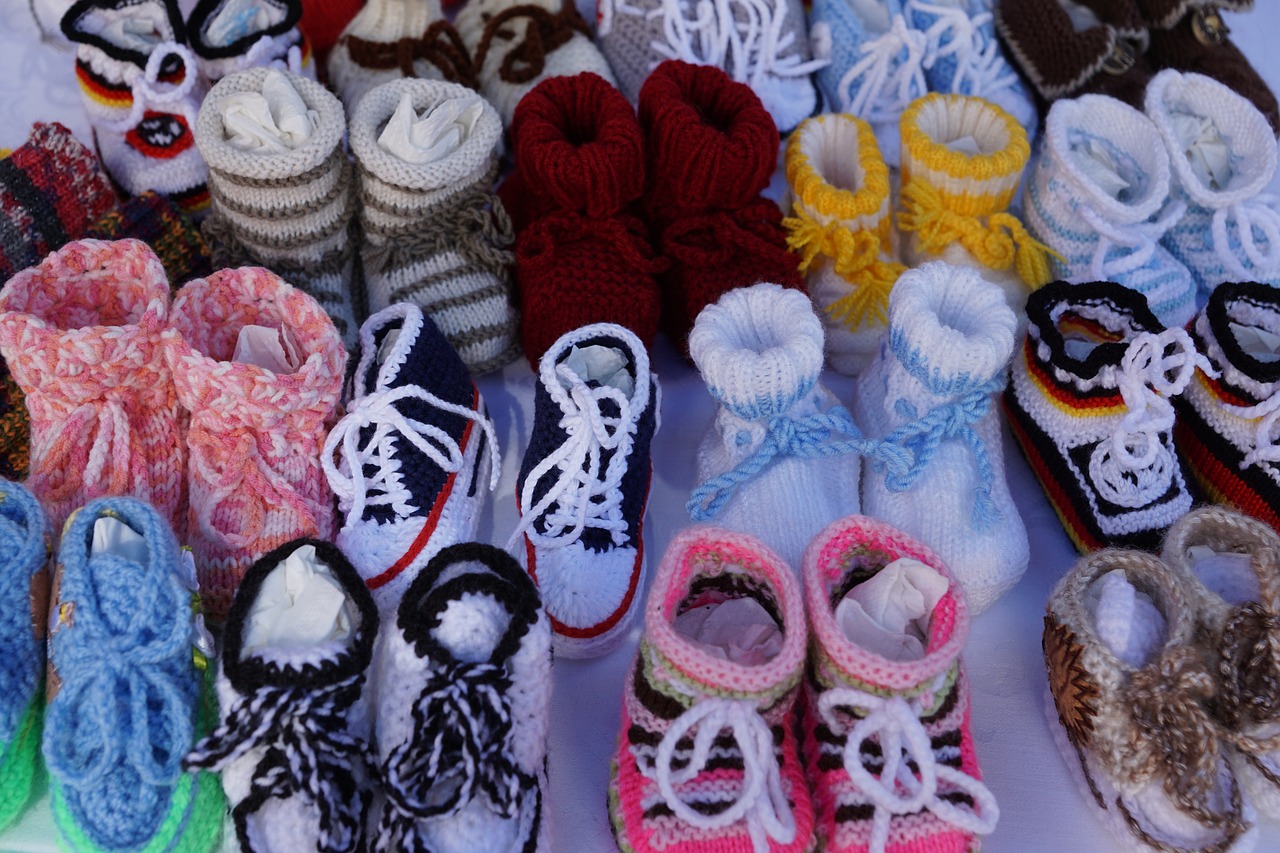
[164, 266, 346, 620]
[0, 238, 185, 534]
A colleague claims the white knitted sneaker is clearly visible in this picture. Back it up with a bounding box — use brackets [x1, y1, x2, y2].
[1146, 69, 1280, 295]
[853, 261, 1028, 614]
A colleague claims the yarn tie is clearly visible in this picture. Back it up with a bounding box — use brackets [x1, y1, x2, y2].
[653, 697, 797, 853]
[661, 198, 793, 269]
[344, 22, 479, 89]
[897, 179, 1059, 287]
[907, 0, 1022, 99]
[472, 2, 591, 85]
[100, 41, 200, 135]
[185, 675, 371, 853]
[817, 687, 999, 853]
[1223, 383, 1280, 469]
[1212, 195, 1280, 281]
[828, 14, 927, 123]
[364, 176, 514, 276]
[33, 397, 137, 504]
[1214, 602, 1280, 754]
[1077, 199, 1187, 280]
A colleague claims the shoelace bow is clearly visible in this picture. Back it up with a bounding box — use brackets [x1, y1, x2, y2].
[100, 41, 200, 135]
[1212, 195, 1280, 281]
[364, 178, 514, 277]
[905, 0, 1020, 99]
[817, 686, 998, 853]
[661, 199, 792, 268]
[373, 660, 528, 852]
[654, 697, 797, 853]
[831, 14, 927, 124]
[323, 384, 501, 529]
[509, 364, 639, 549]
[345, 21, 479, 89]
[1077, 199, 1187, 281]
[520, 209, 668, 275]
[473, 3, 591, 84]
[35, 395, 141, 504]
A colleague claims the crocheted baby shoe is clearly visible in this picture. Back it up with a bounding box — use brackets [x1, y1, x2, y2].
[1146, 69, 1280, 293]
[187, 0, 315, 84]
[783, 113, 905, 377]
[609, 526, 815, 853]
[595, 0, 822, 133]
[504, 73, 662, 367]
[1175, 281, 1280, 532]
[802, 514, 999, 852]
[0, 238, 185, 535]
[327, 0, 477, 115]
[510, 323, 657, 659]
[0, 122, 117, 280]
[299, 0, 361, 63]
[1044, 546, 1257, 852]
[853, 261, 1028, 614]
[164, 265, 345, 620]
[196, 67, 359, 345]
[687, 283, 864, 569]
[349, 78, 520, 372]
[185, 538, 379, 853]
[44, 496, 225, 853]
[85, 190, 214, 287]
[62, 0, 210, 217]
[897, 93, 1056, 318]
[322, 303, 500, 612]
[639, 60, 802, 352]
[371, 543, 550, 852]
[0, 482, 48, 833]
[1025, 93, 1197, 328]
[455, 0, 616, 127]
[1005, 280, 1209, 554]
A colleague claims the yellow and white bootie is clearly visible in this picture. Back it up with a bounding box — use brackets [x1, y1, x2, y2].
[784, 113, 905, 377]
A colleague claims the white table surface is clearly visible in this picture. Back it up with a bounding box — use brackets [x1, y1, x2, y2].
[3, 1, 1280, 850]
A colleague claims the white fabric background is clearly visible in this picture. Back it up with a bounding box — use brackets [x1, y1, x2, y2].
[2, 1, 1280, 850]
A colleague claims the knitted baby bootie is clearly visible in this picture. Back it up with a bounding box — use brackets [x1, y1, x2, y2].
[196, 67, 359, 345]
[783, 113, 905, 377]
[371, 543, 550, 853]
[85, 190, 213, 287]
[688, 283, 864, 569]
[44, 496, 225, 853]
[853, 261, 1028, 614]
[456, 0, 616, 126]
[185, 538, 379, 853]
[802, 514, 999, 852]
[1044, 546, 1257, 851]
[1146, 69, 1280, 293]
[1025, 93, 1197, 328]
[62, 0, 210, 217]
[0, 481, 48, 833]
[299, 0, 362, 63]
[640, 60, 802, 352]
[0, 238, 185, 535]
[609, 526, 815, 853]
[323, 303, 500, 613]
[187, 0, 315, 83]
[504, 73, 662, 366]
[1005, 280, 1210, 553]
[897, 93, 1056, 318]
[349, 78, 519, 372]
[164, 266, 345, 620]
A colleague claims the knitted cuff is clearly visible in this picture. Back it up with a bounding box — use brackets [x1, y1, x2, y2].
[85, 191, 213, 287]
[187, 0, 314, 82]
[786, 113, 892, 235]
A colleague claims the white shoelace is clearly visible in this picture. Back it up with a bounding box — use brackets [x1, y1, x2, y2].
[1212, 195, 1280, 281]
[323, 384, 500, 530]
[100, 41, 201, 134]
[826, 14, 927, 124]
[818, 686, 998, 853]
[1225, 387, 1280, 469]
[1077, 200, 1187, 281]
[227, 33, 306, 77]
[653, 697, 797, 853]
[905, 0, 1020, 101]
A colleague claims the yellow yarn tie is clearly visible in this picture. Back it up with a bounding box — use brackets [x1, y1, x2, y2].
[784, 209, 905, 332]
[897, 180, 1061, 288]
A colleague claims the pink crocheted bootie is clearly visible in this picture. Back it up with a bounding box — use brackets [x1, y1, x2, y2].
[609, 526, 815, 853]
[0, 238, 185, 534]
[801, 515, 999, 853]
[164, 266, 345, 620]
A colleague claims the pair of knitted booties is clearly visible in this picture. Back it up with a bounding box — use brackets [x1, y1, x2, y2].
[187, 537, 551, 853]
[1043, 505, 1280, 852]
[786, 93, 1055, 376]
[611, 516, 999, 853]
[1027, 70, 1280, 330]
[502, 61, 802, 366]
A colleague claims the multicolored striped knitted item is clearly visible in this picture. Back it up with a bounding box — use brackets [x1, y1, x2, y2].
[609, 526, 815, 853]
[0, 238, 186, 535]
[802, 514, 999, 853]
[187, 0, 316, 83]
[1005, 280, 1207, 554]
[784, 113, 904, 377]
[0, 363, 30, 483]
[163, 265, 345, 620]
[85, 191, 213, 287]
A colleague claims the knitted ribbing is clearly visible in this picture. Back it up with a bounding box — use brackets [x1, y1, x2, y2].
[0, 238, 186, 535]
[187, 0, 316, 83]
[163, 266, 345, 620]
[608, 526, 815, 853]
[86, 191, 214, 287]
[349, 78, 519, 373]
[783, 113, 903, 377]
[195, 67, 359, 345]
[853, 261, 1027, 614]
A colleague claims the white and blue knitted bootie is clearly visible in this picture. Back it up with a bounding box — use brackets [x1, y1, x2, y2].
[1146, 69, 1280, 295]
[1025, 94, 1197, 329]
[853, 261, 1028, 613]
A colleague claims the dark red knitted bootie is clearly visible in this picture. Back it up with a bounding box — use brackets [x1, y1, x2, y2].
[638, 60, 802, 352]
[505, 72, 664, 367]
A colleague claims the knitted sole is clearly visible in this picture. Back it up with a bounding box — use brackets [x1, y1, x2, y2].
[523, 545, 647, 661]
[0, 696, 41, 831]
